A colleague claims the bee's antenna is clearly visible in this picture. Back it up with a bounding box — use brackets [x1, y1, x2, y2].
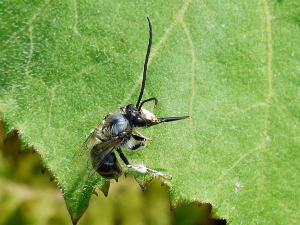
[136, 17, 152, 109]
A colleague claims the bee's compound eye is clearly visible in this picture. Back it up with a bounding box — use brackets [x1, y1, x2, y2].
[133, 116, 147, 127]
[126, 104, 137, 113]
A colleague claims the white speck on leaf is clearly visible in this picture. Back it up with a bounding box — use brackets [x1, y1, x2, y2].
[235, 182, 244, 193]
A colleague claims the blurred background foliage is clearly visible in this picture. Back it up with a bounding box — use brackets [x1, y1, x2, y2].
[0, 122, 226, 225]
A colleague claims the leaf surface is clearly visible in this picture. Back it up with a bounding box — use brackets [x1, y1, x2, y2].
[1, 0, 299, 223]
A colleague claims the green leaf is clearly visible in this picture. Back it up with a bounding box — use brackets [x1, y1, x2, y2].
[1, 0, 299, 224]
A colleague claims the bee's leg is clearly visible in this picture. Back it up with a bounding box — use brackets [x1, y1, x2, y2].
[116, 148, 172, 179]
[132, 131, 152, 142]
[126, 134, 147, 150]
[129, 141, 145, 150]
[127, 164, 172, 179]
[116, 147, 130, 165]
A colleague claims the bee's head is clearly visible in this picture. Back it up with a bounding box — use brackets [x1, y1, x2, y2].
[125, 104, 159, 127]
[126, 18, 191, 127]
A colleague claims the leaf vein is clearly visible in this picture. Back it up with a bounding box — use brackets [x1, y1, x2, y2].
[180, 17, 196, 163]
[3, 0, 50, 48]
[25, 25, 34, 77]
[72, 0, 81, 35]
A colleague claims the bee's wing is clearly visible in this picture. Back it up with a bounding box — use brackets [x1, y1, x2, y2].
[72, 120, 105, 161]
[86, 137, 124, 179]
[86, 162, 97, 179]
[86, 154, 98, 179]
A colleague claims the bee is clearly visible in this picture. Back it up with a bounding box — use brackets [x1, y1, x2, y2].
[73, 17, 190, 181]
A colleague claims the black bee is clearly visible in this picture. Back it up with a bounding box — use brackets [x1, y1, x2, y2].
[73, 17, 190, 180]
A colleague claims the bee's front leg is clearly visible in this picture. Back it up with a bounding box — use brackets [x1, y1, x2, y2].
[132, 130, 152, 142]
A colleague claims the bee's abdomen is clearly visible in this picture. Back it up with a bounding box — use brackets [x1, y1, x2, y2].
[96, 152, 122, 179]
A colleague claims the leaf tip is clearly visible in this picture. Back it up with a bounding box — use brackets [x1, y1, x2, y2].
[50, 174, 55, 182]
[41, 165, 47, 174]
[92, 189, 99, 196]
[133, 174, 155, 192]
[97, 181, 110, 197]
[72, 218, 79, 225]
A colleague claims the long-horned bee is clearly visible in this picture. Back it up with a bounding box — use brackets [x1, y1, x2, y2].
[73, 17, 190, 180]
